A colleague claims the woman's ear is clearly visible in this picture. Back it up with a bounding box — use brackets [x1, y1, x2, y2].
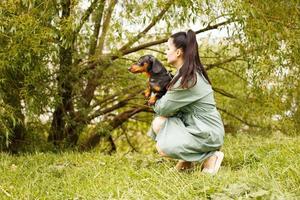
[176, 48, 183, 57]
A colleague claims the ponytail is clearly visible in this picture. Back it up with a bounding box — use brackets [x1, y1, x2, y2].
[167, 29, 211, 90]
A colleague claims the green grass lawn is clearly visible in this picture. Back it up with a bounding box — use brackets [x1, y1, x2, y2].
[0, 133, 299, 199]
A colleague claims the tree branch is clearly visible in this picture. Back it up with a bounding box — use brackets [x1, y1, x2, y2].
[91, 84, 141, 108]
[113, 38, 167, 59]
[217, 107, 263, 128]
[121, 126, 139, 152]
[110, 19, 234, 60]
[212, 87, 237, 99]
[97, 0, 117, 54]
[81, 106, 151, 150]
[118, 0, 175, 53]
[88, 0, 106, 56]
[109, 107, 152, 128]
[211, 65, 248, 83]
[107, 135, 116, 154]
[74, 0, 100, 36]
[88, 89, 144, 121]
[80, 0, 117, 107]
[205, 54, 244, 70]
[82, 18, 235, 73]
[195, 20, 233, 34]
[144, 48, 166, 55]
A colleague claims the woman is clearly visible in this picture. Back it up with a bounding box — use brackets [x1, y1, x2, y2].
[147, 30, 225, 175]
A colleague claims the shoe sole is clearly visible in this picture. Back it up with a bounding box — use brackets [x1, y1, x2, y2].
[213, 151, 224, 174]
[202, 151, 224, 175]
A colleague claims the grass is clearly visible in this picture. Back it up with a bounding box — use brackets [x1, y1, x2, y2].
[0, 133, 299, 199]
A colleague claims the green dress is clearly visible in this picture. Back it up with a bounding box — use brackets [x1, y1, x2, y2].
[147, 70, 225, 162]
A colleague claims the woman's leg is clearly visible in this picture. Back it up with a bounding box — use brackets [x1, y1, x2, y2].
[175, 160, 193, 171]
[202, 155, 217, 168]
[151, 116, 169, 156]
[156, 143, 168, 157]
[152, 116, 167, 134]
[152, 116, 196, 172]
[152, 116, 192, 171]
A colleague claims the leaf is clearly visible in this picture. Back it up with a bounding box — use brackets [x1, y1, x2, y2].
[223, 183, 251, 197]
[249, 189, 269, 198]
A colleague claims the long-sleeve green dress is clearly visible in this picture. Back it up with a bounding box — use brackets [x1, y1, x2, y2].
[147, 70, 225, 162]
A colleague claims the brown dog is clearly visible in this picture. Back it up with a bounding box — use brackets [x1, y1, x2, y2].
[128, 55, 173, 105]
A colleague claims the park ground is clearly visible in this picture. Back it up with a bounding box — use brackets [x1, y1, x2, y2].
[0, 133, 299, 199]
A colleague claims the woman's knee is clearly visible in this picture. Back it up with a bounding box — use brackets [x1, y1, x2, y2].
[156, 143, 168, 157]
[152, 116, 167, 134]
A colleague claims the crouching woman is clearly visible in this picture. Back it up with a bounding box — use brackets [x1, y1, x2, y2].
[147, 30, 225, 175]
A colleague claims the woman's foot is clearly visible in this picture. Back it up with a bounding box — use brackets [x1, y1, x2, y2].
[175, 160, 193, 171]
[202, 151, 224, 175]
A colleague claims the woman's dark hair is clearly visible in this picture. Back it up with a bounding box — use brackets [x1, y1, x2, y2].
[167, 29, 211, 90]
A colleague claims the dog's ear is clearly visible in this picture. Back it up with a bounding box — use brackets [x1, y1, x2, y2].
[150, 57, 163, 74]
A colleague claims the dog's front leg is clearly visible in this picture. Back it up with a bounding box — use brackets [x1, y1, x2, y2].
[143, 82, 151, 98]
[148, 93, 158, 106]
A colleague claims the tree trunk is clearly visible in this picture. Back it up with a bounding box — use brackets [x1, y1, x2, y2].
[48, 0, 75, 147]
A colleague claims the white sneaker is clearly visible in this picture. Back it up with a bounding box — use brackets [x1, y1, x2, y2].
[202, 151, 224, 175]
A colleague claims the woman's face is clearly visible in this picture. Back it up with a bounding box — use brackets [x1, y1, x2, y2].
[166, 38, 183, 66]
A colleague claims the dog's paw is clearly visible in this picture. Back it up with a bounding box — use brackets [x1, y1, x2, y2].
[143, 90, 151, 98]
[148, 99, 156, 106]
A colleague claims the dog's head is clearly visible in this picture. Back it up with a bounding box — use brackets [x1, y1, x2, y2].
[128, 55, 163, 74]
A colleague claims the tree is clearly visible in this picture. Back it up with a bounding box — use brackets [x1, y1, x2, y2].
[0, 0, 298, 152]
[0, 0, 55, 152]
[227, 0, 300, 134]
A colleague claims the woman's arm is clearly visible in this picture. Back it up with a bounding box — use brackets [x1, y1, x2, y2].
[152, 74, 213, 117]
[152, 83, 207, 117]
[152, 88, 195, 117]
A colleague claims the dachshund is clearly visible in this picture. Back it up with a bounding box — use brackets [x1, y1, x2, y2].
[128, 55, 173, 105]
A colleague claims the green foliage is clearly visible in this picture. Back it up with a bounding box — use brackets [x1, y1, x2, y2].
[227, 0, 300, 134]
[0, 102, 18, 148]
[0, 0, 299, 151]
[0, 0, 57, 150]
